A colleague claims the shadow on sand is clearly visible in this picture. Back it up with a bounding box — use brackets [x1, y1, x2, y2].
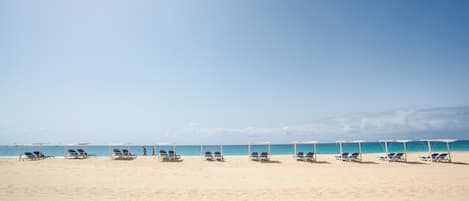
[353, 161, 379, 165]
[449, 162, 469, 165]
[159, 160, 184, 163]
[307, 160, 330, 164]
[259, 160, 281, 164]
[403, 161, 428, 165]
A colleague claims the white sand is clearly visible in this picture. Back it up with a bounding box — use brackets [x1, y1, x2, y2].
[1, 152, 469, 201]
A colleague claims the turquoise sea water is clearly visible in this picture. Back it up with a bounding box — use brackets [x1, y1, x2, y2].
[1, 140, 469, 158]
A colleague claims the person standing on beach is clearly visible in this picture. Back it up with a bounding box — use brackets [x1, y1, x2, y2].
[143, 146, 147, 156]
[152, 147, 156, 156]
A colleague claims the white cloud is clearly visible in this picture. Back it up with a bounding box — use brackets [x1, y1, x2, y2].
[171, 106, 469, 143]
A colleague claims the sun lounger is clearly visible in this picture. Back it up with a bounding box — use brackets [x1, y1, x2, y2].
[122, 149, 137, 160]
[77, 149, 88, 158]
[435, 153, 450, 162]
[112, 149, 125, 160]
[24, 152, 37, 160]
[378, 152, 396, 161]
[214, 152, 224, 161]
[33, 151, 54, 159]
[159, 150, 170, 161]
[349, 153, 361, 162]
[250, 152, 259, 161]
[295, 152, 305, 161]
[204, 152, 214, 161]
[67, 149, 81, 159]
[391, 152, 405, 162]
[259, 152, 270, 161]
[419, 153, 440, 161]
[336, 152, 350, 161]
[304, 152, 315, 162]
[168, 150, 181, 161]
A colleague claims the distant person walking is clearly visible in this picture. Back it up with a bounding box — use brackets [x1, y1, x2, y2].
[152, 147, 156, 156]
[143, 146, 147, 156]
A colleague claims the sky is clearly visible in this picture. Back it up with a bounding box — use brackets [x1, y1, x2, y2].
[1, 0, 469, 145]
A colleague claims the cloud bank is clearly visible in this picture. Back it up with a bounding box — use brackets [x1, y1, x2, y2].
[172, 106, 469, 144]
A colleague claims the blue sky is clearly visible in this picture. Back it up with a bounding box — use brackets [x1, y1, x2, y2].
[1, 0, 469, 144]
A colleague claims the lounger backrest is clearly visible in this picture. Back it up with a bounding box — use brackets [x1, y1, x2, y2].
[297, 152, 304, 156]
[438, 153, 448, 158]
[113, 149, 122, 155]
[260, 152, 268, 156]
[33, 151, 44, 157]
[159, 150, 168, 157]
[77, 149, 86, 153]
[251, 152, 258, 156]
[24, 152, 35, 157]
[306, 152, 314, 156]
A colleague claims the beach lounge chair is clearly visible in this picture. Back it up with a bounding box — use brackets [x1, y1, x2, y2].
[33, 151, 54, 159]
[24, 152, 37, 160]
[259, 152, 270, 161]
[67, 149, 80, 159]
[379, 152, 396, 161]
[122, 149, 137, 160]
[349, 153, 361, 162]
[391, 153, 404, 162]
[295, 152, 305, 161]
[159, 150, 170, 161]
[168, 150, 181, 161]
[435, 153, 449, 162]
[204, 152, 214, 161]
[112, 149, 124, 160]
[77, 149, 88, 159]
[304, 152, 315, 162]
[419, 153, 440, 161]
[214, 152, 224, 161]
[33, 151, 45, 160]
[336, 153, 350, 161]
[250, 152, 259, 161]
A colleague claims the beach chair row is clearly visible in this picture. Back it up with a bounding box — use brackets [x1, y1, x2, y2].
[378, 152, 406, 162]
[419, 153, 450, 162]
[66, 149, 89, 159]
[249, 152, 270, 161]
[158, 150, 182, 161]
[203, 151, 224, 161]
[22, 151, 54, 161]
[336, 152, 362, 162]
[294, 152, 317, 162]
[112, 149, 137, 160]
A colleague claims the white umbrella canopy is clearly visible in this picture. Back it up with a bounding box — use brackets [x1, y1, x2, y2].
[247, 141, 271, 157]
[420, 139, 456, 163]
[292, 141, 320, 160]
[378, 140, 413, 162]
[108, 143, 133, 157]
[63, 143, 90, 158]
[17, 142, 49, 161]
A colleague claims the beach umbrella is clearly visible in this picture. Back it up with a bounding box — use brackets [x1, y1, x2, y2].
[421, 139, 456, 163]
[352, 140, 365, 161]
[396, 140, 412, 162]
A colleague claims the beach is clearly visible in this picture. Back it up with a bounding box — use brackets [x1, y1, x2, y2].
[1, 152, 469, 201]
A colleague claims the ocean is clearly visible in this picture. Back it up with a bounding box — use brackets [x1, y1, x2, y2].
[1, 140, 469, 158]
